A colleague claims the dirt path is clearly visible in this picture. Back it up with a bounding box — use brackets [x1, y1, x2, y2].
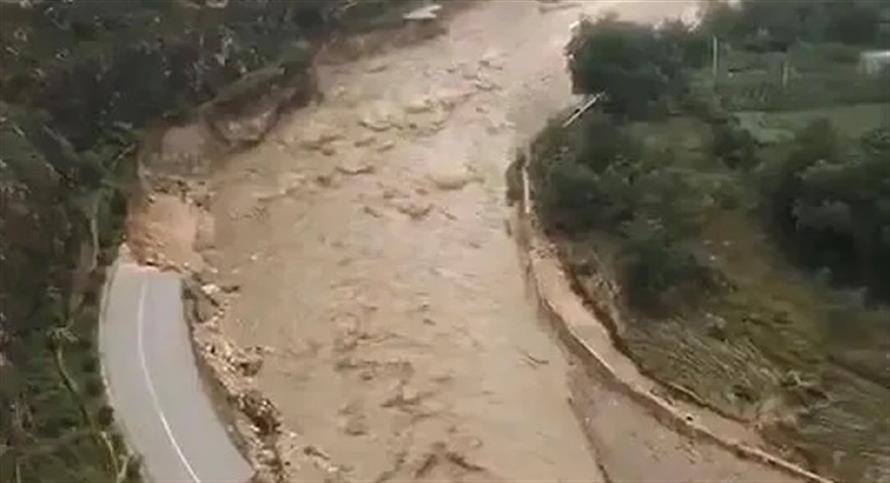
[200, 2, 731, 481]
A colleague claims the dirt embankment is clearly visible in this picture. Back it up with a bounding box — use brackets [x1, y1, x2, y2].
[123, 1, 837, 482]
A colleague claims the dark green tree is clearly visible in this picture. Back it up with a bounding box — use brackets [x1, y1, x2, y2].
[566, 16, 688, 116]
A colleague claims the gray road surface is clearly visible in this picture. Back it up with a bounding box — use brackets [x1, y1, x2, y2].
[100, 263, 252, 483]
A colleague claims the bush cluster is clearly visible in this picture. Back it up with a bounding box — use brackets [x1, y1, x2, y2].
[530, 112, 726, 314]
[762, 122, 890, 301]
[565, 15, 706, 117]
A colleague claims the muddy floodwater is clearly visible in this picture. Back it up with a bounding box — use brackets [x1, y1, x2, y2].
[204, 2, 695, 480]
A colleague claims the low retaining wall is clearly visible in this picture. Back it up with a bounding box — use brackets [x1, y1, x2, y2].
[514, 204, 831, 483]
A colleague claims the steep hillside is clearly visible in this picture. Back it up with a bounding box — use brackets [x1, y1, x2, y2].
[0, 1, 414, 479]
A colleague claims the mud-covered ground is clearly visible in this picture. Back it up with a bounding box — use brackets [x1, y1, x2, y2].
[132, 1, 823, 481]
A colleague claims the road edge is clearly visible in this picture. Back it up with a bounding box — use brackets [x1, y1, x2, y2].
[99, 257, 257, 482]
[97, 254, 139, 481]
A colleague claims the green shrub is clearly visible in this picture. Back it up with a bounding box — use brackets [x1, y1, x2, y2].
[712, 120, 757, 169]
[619, 219, 724, 315]
[41, 413, 80, 438]
[84, 377, 104, 398]
[682, 89, 729, 124]
[125, 455, 143, 481]
[566, 16, 689, 117]
[535, 156, 605, 232]
[659, 19, 710, 68]
[762, 121, 890, 300]
[81, 355, 99, 374]
[531, 109, 721, 237]
[576, 114, 642, 173]
[96, 405, 114, 428]
[528, 108, 731, 315]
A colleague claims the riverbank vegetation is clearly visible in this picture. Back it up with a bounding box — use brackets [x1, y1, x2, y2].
[0, 1, 417, 480]
[525, 2, 890, 481]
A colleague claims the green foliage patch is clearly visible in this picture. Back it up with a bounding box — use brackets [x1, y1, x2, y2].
[527, 6, 890, 479]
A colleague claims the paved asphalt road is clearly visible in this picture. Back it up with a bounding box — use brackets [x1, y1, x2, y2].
[100, 263, 252, 483]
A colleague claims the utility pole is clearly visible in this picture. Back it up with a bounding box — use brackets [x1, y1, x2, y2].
[781, 55, 790, 88]
[712, 35, 719, 85]
[522, 164, 531, 216]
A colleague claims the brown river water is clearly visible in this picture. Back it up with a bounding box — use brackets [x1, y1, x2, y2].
[195, 2, 743, 481]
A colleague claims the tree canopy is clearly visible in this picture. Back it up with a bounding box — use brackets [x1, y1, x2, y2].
[566, 16, 702, 116]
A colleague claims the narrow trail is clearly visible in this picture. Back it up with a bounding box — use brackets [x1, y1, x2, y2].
[206, 2, 696, 481]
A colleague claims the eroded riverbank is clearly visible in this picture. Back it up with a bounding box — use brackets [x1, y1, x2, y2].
[208, 2, 613, 479]
[130, 1, 825, 481]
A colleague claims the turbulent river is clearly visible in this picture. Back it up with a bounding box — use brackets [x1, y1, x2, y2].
[206, 2, 695, 480]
